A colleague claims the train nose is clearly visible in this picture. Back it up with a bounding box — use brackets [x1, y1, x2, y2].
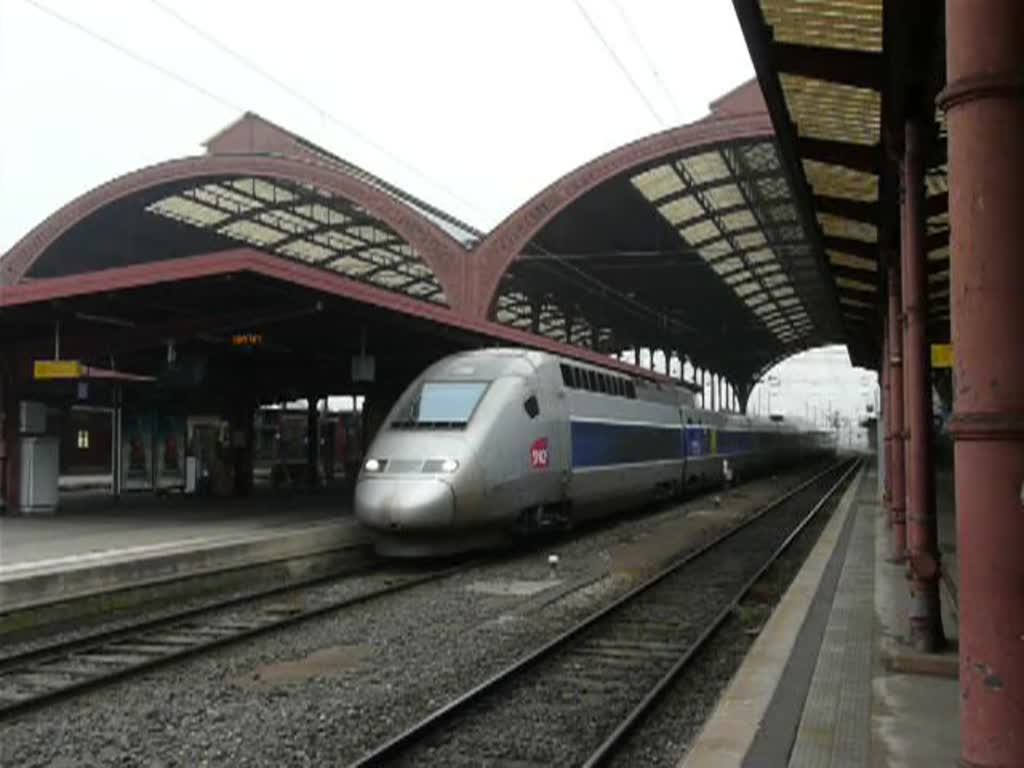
[355, 478, 456, 531]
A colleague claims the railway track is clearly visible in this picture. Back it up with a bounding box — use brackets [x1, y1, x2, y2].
[0, 560, 469, 722]
[349, 457, 861, 767]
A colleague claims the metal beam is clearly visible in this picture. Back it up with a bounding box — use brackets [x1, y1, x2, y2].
[798, 136, 881, 174]
[771, 41, 884, 89]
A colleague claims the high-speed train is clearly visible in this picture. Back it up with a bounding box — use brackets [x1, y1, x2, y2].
[355, 348, 833, 556]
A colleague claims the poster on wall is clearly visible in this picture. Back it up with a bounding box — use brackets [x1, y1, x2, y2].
[156, 413, 186, 489]
[121, 411, 154, 490]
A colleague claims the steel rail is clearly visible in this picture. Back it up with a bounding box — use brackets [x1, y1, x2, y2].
[348, 457, 858, 767]
[582, 456, 861, 767]
[0, 561, 470, 722]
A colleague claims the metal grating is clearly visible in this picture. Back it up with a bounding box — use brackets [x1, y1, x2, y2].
[146, 176, 448, 305]
[780, 74, 882, 146]
[760, 0, 883, 52]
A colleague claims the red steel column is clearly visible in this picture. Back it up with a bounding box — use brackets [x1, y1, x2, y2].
[902, 118, 945, 652]
[881, 322, 893, 517]
[940, 2, 1024, 764]
[887, 265, 907, 561]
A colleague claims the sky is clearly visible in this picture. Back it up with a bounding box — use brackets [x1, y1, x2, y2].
[0, 0, 877, 438]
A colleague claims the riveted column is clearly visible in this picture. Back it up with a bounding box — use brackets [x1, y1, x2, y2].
[902, 118, 945, 652]
[888, 265, 907, 561]
[881, 324, 892, 516]
[940, 2, 1024, 763]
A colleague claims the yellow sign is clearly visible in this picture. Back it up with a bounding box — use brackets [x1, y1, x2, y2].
[231, 333, 263, 347]
[931, 344, 953, 369]
[33, 360, 83, 379]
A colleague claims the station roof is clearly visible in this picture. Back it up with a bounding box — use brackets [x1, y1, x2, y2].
[479, 81, 844, 384]
[733, 0, 950, 368]
[3, 77, 888, 392]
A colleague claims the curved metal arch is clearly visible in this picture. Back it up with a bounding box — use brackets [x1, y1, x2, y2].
[468, 111, 775, 319]
[1, 154, 470, 312]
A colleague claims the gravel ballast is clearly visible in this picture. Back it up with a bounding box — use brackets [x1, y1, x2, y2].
[1, 465, 825, 767]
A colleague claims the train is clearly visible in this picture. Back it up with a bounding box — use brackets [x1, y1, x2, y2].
[355, 348, 834, 556]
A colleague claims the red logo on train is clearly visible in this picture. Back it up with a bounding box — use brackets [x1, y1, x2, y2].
[530, 437, 549, 469]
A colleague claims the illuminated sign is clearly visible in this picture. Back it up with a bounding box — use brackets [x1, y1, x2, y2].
[931, 344, 953, 369]
[34, 360, 83, 379]
[231, 333, 263, 347]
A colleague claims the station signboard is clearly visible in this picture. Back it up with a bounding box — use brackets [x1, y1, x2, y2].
[33, 360, 82, 379]
[931, 344, 953, 369]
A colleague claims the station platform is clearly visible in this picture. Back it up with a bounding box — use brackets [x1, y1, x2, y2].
[0, 490, 368, 621]
[684, 462, 960, 767]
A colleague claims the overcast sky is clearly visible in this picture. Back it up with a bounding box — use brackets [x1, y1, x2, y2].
[0, 0, 877, 432]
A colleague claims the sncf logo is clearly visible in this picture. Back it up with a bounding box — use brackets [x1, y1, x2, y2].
[530, 437, 549, 469]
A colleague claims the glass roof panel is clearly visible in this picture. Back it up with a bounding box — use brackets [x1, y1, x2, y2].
[747, 248, 775, 264]
[835, 276, 878, 293]
[220, 220, 289, 247]
[733, 281, 760, 298]
[630, 165, 684, 201]
[803, 160, 879, 202]
[725, 270, 754, 285]
[720, 210, 758, 232]
[706, 184, 745, 208]
[698, 241, 733, 260]
[734, 232, 767, 249]
[279, 239, 335, 263]
[679, 151, 731, 184]
[680, 220, 721, 244]
[658, 197, 704, 225]
[712, 256, 744, 274]
[147, 196, 228, 227]
[817, 214, 878, 243]
[780, 74, 881, 146]
[829, 251, 878, 271]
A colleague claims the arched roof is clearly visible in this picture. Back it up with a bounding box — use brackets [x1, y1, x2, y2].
[1, 138, 470, 313]
[470, 80, 844, 384]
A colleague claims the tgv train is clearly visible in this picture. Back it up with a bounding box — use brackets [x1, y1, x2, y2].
[355, 349, 833, 556]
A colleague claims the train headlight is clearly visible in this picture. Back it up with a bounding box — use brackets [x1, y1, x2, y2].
[364, 458, 385, 473]
[440, 458, 459, 473]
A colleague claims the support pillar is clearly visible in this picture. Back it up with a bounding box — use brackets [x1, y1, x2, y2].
[902, 118, 945, 652]
[711, 373, 718, 412]
[940, 3, 1024, 762]
[888, 265, 907, 561]
[0, 368, 15, 514]
[306, 396, 320, 487]
[881, 325, 892, 515]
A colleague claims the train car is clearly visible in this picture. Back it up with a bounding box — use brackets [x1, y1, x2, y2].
[355, 348, 833, 556]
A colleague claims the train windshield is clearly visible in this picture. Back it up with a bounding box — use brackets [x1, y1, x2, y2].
[392, 381, 489, 427]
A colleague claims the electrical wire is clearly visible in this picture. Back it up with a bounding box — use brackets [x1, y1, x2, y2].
[143, 0, 489, 221]
[571, 0, 664, 127]
[22, 0, 246, 114]
[24, 0, 689, 348]
[608, 0, 681, 124]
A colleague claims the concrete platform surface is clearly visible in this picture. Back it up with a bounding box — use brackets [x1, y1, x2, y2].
[0, 492, 365, 613]
[683, 463, 960, 768]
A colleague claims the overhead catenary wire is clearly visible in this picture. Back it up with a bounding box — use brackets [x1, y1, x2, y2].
[571, 0, 665, 127]
[608, 0, 681, 124]
[22, 0, 246, 114]
[23, 0, 693, 349]
[143, 0, 489, 222]
[142, 1, 682, 334]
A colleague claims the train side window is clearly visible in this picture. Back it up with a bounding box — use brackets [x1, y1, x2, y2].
[613, 378, 623, 396]
[587, 370, 597, 391]
[625, 381, 636, 399]
[523, 395, 540, 419]
[570, 367, 581, 388]
[560, 364, 573, 387]
[598, 375, 608, 393]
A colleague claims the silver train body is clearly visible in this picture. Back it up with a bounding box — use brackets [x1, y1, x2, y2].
[355, 349, 834, 556]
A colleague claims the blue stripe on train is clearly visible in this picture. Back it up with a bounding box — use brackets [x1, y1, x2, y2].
[570, 421, 755, 469]
[571, 420, 681, 468]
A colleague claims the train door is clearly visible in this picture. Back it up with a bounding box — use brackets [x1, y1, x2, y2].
[532, 365, 569, 507]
